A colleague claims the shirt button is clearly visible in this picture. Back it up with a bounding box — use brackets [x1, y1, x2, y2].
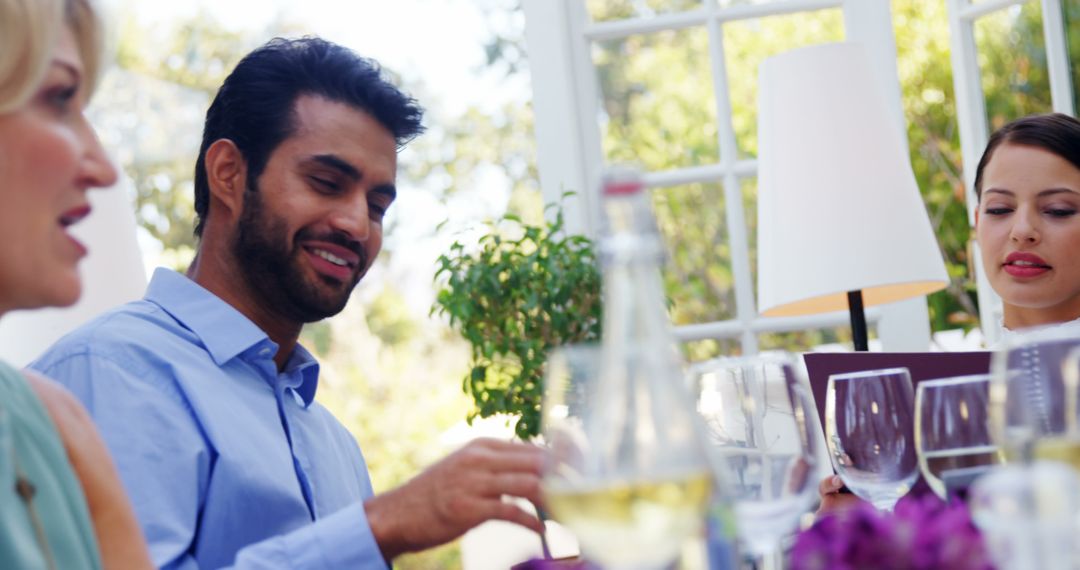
[259, 348, 272, 357]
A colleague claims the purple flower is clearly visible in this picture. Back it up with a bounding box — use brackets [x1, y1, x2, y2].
[510, 558, 590, 570]
[790, 494, 994, 570]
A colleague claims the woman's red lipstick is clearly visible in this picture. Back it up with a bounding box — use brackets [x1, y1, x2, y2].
[1003, 251, 1051, 278]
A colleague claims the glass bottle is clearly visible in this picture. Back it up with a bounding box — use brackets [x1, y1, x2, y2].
[543, 167, 714, 570]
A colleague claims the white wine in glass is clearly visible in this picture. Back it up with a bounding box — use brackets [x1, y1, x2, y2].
[1033, 436, 1080, 472]
[544, 473, 712, 568]
[991, 327, 1080, 469]
[543, 345, 712, 570]
[1030, 345, 1080, 473]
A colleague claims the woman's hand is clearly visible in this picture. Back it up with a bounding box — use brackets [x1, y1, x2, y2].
[26, 372, 154, 570]
[817, 474, 865, 516]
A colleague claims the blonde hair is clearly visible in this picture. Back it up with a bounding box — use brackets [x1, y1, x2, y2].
[0, 0, 104, 114]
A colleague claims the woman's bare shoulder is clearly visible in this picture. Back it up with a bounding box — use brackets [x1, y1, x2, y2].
[22, 370, 91, 426]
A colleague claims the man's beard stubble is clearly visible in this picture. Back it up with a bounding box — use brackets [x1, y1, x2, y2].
[232, 184, 366, 323]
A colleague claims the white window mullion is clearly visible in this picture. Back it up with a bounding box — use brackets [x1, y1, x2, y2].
[580, 0, 843, 41]
[1041, 0, 1077, 115]
[582, 9, 707, 41]
[948, 0, 992, 225]
[523, 0, 592, 236]
[705, 9, 758, 355]
[674, 309, 882, 344]
[947, 0, 1002, 345]
[958, 0, 1028, 19]
[712, 0, 841, 23]
[566, 0, 608, 239]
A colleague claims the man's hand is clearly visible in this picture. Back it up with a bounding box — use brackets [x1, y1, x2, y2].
[25, 372, 154, 570]
[365, 438, 545, 561]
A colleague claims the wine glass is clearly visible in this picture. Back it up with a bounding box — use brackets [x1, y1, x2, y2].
[691, 352, 821, 566]
[990, 326, 1080, 470]
[968, 461, 1080, 570]
[914, 374, 1002, 499]
[542, 344, 713, 570]
[825, 367, 918, 511]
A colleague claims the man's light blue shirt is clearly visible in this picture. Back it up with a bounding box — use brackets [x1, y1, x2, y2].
[30, 268, 389, 569]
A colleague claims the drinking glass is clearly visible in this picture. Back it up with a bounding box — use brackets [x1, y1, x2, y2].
[825, 367, 918, 511]
[914, 374, 1002, 499]
[691, 352, 820, 565]
[969, 461, 1080, 570]
[542, 344, 713, 570]
[990, 326, 1080, 470]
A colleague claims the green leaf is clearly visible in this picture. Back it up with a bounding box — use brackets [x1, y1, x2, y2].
[432, 199, 602, 441]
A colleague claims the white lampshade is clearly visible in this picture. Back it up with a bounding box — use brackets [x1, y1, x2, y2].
[756, 42, 948, 317]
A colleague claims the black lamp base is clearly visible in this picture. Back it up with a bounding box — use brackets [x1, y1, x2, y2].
[847, 290, 869, 352]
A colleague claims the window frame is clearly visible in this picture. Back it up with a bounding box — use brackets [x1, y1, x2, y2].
[523, 0, 933, 354]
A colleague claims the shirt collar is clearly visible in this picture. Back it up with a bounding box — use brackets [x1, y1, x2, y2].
[144, 268, 321, 407]
[283, 344, 320, 406]
[145, 268, 270, 366]
[997, 316, 1080, 349]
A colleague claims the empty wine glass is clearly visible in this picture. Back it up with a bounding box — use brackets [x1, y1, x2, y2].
[991, 326, 1080, 470]
[542, 344, 713, 570]
[914, 374, 1002, 499]
[691, 352, 821, 566]
[825, 367, 918, 511]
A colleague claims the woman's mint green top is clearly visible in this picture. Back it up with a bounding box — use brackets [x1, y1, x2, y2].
[0, 360, 101, 570]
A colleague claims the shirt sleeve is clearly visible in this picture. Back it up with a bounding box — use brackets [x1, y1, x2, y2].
[31, 350, 389, 570]
[233, 502, 388, 569]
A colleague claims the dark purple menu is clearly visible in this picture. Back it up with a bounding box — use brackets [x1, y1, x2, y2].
[802, 351, 992, 435]
[803, 351, 993, 496]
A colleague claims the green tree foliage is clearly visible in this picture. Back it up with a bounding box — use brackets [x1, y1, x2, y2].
[110, 13, 260, 262]
[896, 0, 1075, 333]
[594, 27, 719, 171]
[110, 11, 310, 263]
[1071, 1, 1080, 113]
[433, 203, 602, 439]
[893, 0, 977, 332]
[976, 1, 1053, 129]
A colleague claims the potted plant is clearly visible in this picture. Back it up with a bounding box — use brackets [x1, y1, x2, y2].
[433, 199, 602, 439]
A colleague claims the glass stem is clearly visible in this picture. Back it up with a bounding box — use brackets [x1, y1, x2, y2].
[748, 547, 784, 570]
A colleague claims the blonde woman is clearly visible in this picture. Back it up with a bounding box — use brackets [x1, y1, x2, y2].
[0, 0, 151, 567]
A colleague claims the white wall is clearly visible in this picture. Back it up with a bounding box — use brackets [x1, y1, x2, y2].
[0, 179, 145, 367]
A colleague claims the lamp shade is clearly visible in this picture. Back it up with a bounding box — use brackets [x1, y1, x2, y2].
[756, 42, 948, 317]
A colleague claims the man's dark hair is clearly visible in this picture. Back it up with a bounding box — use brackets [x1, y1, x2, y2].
[193, 36, 425, 237]
[974, 112, 1080, 200]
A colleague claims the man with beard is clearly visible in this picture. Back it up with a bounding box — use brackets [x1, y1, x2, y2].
[30, 37, 546, 569]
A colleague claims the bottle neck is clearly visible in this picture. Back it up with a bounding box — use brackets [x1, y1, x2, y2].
[598, 190, 676, 359]
[600, 190, 661, 241]
[588, 179, 705, 478]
